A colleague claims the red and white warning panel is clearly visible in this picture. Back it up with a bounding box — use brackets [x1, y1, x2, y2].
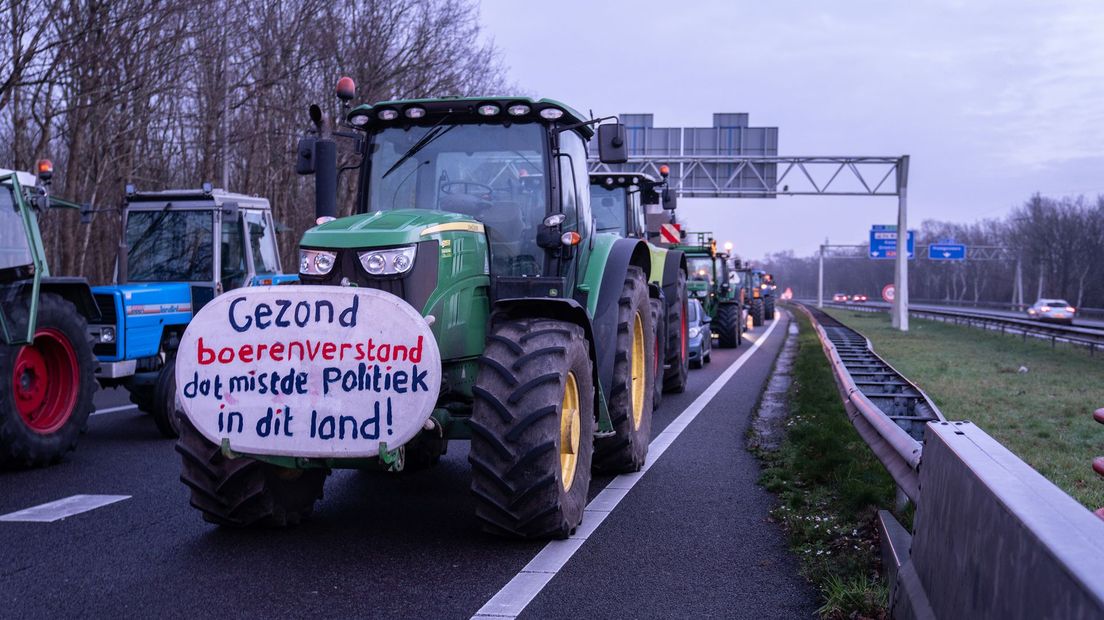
[660, 223, 681, 245]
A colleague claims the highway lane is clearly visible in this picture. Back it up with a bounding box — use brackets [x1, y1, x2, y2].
[1, 314, 814, 618]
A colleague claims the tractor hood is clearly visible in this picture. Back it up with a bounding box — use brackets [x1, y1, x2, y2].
[301, 209, 484, 249]
[91, 282, 194, 315]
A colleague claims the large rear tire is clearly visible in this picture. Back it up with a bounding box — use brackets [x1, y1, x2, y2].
[662, 270, 688, 394]
[469, 318, 595, 539]
[764, 298, 775, 321]
[751, 298, 765, 327]
[127, 385, 155, 414]
[152, 357, 181, 438]
[176, 415, 328, 527]
[0, 293, 96, 468]
[595, 266, 655, 473]
[715, 303, 742, 348]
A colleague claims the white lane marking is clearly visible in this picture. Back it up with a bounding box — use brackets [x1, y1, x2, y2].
[0, 494, 131, 523]
[91, 404, 138, 416]
[471, 317, 783, 619]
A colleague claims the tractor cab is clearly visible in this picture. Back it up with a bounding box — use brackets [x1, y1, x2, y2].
[90, 187, 294, 437]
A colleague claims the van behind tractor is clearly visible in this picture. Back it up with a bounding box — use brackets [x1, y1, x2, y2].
[680, 232, 743, 347]
[0, 163, 98, 467]
[174, 83, 660, 539]
[588, 171, 689, 404]
[88, 186, 295, 438]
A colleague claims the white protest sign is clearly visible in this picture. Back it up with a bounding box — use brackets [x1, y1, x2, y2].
[176, 286, 441, 458]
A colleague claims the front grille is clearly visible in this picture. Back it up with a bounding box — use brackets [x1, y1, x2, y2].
[299, 241, 439, 313]
[92, 293, 118, 357]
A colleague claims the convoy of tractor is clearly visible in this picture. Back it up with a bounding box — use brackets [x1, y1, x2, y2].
[1, 80, 778, 540]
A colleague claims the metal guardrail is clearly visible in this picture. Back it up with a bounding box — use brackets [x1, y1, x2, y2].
[824, 302, 1104, 355]
[795, 303, 1104, 618]
[908, 298, 1104, 321]
[795, 303, 942, 502]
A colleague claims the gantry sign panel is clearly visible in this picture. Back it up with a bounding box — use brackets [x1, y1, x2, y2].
[588, 113, 779, 198]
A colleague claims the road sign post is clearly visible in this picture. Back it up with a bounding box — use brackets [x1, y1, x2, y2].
[894, 157, 909, 331]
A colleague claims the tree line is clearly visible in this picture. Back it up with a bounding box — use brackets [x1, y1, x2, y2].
[1, 0, 507, 283]
[756, 194, 1104, 309]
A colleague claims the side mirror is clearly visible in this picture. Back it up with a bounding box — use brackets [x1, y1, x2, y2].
[597, 123, 628, 164]
[296, 135, 317, 175]
[702, 316, 712, 324]
[662, 187, 677, 210]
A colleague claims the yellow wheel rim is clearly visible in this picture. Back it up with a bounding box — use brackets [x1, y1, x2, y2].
[559, 371, 581, 492]
[630, 311, 645, 431]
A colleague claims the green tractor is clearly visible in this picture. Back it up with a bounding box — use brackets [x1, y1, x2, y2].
[0, 163, 98, 467]
[174, 85, 660, 538]
[681, 232, 743, 348]
[588, 171, 689, 405]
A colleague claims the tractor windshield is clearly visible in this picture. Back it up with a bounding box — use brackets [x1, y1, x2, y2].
[367, 122, 547, 276]
[126, 210, 215, 282]
[0, 184, 33, 275]
[244, 210, 281, 274]
[687, 257, 714, 284]
[590, 185, 627, 234]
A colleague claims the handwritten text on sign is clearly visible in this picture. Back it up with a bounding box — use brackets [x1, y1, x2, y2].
[176, 286, 441, 458]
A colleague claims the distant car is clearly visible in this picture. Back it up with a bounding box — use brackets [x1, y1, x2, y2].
[1026, 299, 1077, 324]
[832, 293, 849, 302]
[687, 299, 712, 368]
[852, 294, 868, 303]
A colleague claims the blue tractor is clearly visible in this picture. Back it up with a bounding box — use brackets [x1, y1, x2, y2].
[88, 186, 295, 437]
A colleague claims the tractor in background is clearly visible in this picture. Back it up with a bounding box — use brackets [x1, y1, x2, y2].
[0, 162, 98, 467]
[174, 84, 659, 539]
[88, 186, 295, 437]
[681, 232, 743, 347]
[589, 170, 688, 406]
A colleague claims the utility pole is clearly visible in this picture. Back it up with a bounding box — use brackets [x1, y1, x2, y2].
[892, 156, 910, 331]
[817, 238, 826, 308]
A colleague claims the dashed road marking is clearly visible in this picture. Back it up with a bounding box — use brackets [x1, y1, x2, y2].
[0, 494, 131, 523]
[471, 317, 783, 619]
[91, 404, 138, 416]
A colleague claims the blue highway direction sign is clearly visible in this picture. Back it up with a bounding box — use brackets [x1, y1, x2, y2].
[869, 225, 915, 260]
[928, 243, 966, 261]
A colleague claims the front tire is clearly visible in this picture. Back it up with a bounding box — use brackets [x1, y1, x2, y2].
[469, 318, 595, 539]
[662, 270, 688, 394]
[595, 266, 655, 473]
[751, 298, 765, 326]
[176, 415, 328, 527]
[0, 293, 96, 468]
[715, 303, 742, 348]
[764, 298, 775, 321]
[152, 358, 181, 438]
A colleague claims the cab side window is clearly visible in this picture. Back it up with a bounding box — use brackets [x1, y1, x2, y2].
[558, 131, 591, 239]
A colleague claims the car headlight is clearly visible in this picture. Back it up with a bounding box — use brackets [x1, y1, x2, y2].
[358, 245, 417, 276]
[688, 326, 701, 339]
[300, 249, 337, 275]
[99, 326, 116, 343]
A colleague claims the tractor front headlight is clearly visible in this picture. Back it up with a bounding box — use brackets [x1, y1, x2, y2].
[100, 326, 116, 343]
[300, 249, 337, 275]
[358, 245, 417, 276]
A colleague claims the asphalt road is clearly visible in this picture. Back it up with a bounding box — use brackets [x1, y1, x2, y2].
[1, 313, 815, 619]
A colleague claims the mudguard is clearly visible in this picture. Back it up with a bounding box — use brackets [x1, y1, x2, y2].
[41, 277, 101, 322]
[660, 249, 686, 301]
[590, 238, 651, 406]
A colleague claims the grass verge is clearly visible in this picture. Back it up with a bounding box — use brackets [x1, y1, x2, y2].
[756, 310, 896, 619]
[824, 308, 1104, 510]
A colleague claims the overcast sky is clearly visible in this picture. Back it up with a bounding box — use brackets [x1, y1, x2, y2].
[479, 0, 1104, 260]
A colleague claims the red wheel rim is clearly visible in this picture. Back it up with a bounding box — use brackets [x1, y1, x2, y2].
[13, 328, 79, 434]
